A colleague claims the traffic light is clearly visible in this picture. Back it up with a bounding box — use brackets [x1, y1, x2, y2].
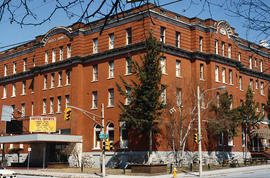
[64, 108, 72, 120]
[194, 133, 198, 144]
[105, 141, 110, 151]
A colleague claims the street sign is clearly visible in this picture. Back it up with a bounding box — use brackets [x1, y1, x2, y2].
[99, 133, 108, 139]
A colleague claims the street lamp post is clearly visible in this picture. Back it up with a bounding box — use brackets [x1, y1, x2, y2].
[197, 85, 226, 177]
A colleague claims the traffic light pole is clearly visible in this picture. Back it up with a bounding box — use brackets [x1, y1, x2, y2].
[101, 104, 105, 177]
[197, 86, 202, 177]
[67, 104, 106, 177]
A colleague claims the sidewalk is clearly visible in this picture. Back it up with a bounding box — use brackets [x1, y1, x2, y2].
[12, 164, 270, 178]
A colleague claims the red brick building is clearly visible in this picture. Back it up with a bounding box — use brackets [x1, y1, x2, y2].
[0, 3, 269, 167]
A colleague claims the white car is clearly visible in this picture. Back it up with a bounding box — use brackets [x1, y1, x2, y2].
[0, 166, 17, 178]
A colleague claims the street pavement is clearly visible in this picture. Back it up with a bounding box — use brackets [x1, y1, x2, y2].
[12, 164, 270, 178]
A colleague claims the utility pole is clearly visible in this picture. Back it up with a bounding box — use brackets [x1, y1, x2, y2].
[197, 86, 202, 177]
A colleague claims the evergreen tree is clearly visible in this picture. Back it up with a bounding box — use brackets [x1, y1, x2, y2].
[117, 32, 166, 157]
[208, 91, 241, 138]
[240, 86, 264, 137]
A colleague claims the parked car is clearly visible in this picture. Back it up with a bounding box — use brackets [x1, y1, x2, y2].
[0, 166, 17, 178]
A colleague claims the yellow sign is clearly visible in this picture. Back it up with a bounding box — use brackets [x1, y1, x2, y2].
[29, 116, 56, 132]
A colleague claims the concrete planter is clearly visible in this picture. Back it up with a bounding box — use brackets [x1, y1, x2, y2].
[131, 164, 167, 174]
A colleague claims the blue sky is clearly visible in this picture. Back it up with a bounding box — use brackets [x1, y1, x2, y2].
[0, 0, 262, 51]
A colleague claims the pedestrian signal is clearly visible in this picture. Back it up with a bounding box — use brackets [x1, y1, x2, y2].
[194, 133, 198, 144]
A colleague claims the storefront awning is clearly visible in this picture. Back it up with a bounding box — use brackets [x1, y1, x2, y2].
[253, 128, 270, 139]
[0, 134, 82, 144]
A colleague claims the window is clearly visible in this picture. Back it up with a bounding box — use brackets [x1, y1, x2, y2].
[65, 95, 70, 108]
[93, 64, 98, 81]
[249, 79, 253, 90]
[44, 75, 47, 89]
[240, 99, 243, 106]
[222, 68, 226, 83]
[45, 51, 48, 64]
[228, 136, 233, 146]
[30, 78, 34, 92]
[215, 66, 219, 82]
[120, 122, 128, 149]
[107, 123, 114, 143]
[66, 70, 70, 85]
[108, 89, 114, 107]
[59, 46, 63, 61]
[125, 88, 132, 105]
[22, 81, 26, 95]
[43, 99, 47, 115]
[242, 128, 246, 147]
[221, 42, 225, 56]
[4, 64, 7, 76]
[229, 69, 232, 84]
[215, 40, 218, 54]
[52, 48, 56, 63]
[23, 58, 27, 71]
[32, 56, 35, 67]
[93, 38, 98, 54]
[94, 124, 101, 149]
[160, 27, 166, 43]
[67, 44, 71, 58]
[230, 94, 233, 110]
[13, 61, 16, 74]
[160, 57, 166, 74]
[260, 60, 263, 72]
[254, 58, 257, 67]
[12, 83, 16, 97]
[238, 52, 241, 61]
[175, 31, 180, 47]
[261, 82, 264, 95]
[176, 88, 182, 107]
[262, 104, 265, 116]
[109, 61, 114, 78]
[109, 33, 114, 49]
[228, 44, 231, 58]
[58, 72, 62, 87]
[50, 97, 54, 114]
[21, 103, 25, 117]
[51, 73, 55, 88]
[92, 91, 98, 109]
[31, 102, 34, 116]
[218, 132, 224, 146]
[176, 60, 181, 77]
[2, 85, 6, 99]
[249, 56, 252, 69]
[126, 28, 132, 45]
[126, 57, 132, 75]
[239, 76, 242, 90]
[255, 80, 258, 90]
[200, 63, 204, 80]
[216, 92, 220, 107]
[161, 89, 166, 104]
[57, 96, 61, 113]
[199, 37, 203, 52]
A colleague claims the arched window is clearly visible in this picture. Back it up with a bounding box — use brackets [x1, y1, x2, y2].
[94, 124, 101, 149]
[107, 123, 114, 142]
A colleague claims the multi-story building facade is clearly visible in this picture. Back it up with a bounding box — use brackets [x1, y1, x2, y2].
[0, 3, 269, 167]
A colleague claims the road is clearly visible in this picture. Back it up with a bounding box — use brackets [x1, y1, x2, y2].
[18, 176, 56, 178]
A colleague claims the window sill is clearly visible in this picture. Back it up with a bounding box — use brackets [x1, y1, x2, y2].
[200, 79, 205, 82]
[57, 85, 62, 88]
[65, 84, 71, 86]
[229, 83, 233, 86]
[48, 113, 54, 115]
[107, 105, 114, 108]
[240, 89, 244, 92]
[50, 87, 55, 90]
[215, 80, 220, 83]
[162, 73, 168, 76]
[21, 94, 26, 96]
[92, 148, 101, 151]
[56, 112, 62, 114]
[125, 73, 132, 76]
[107, 77, 115, 80]
[11, 96, 16, 98]
[176, 76, 183, 79]
[41, 114, 46, 116]
[31, 92, 34, 94]
[91, 107, 98, 110]
[91, 80, 98, 83]
[42, 88, 47, 91]
[1, 97, 6, 100]
[261, 94, 265, 96]
[228, 145, 235, 147]
[119, 147, 128, 150]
